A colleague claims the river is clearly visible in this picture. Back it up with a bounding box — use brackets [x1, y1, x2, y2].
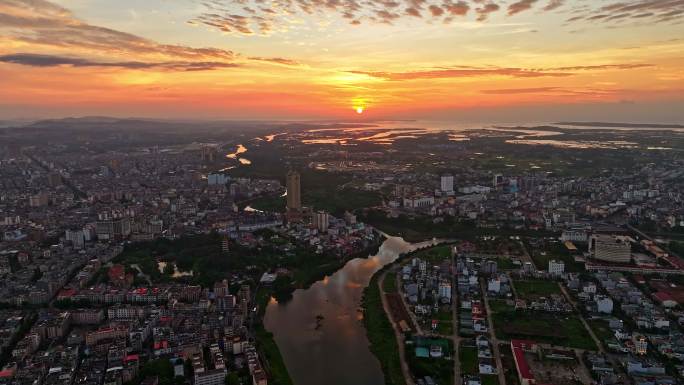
[264, 236, 441, 385]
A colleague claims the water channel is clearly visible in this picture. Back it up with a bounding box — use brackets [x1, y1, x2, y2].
[264, 236, 440, 385]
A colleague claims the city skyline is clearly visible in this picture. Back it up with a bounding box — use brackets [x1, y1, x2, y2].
[1, 0, 683, 122]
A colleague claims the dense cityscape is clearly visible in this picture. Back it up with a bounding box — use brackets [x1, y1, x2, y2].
[2, 0, 684, 384]
[0, 118, 683, 385]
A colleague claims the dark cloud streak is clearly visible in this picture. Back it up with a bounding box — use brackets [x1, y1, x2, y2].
[0, 53, 241, 71]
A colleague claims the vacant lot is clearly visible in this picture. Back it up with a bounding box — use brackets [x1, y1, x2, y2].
[413, 245, 452, 264]
[514, 280, 561, 299]
[434, 308, 453, 335]
[528, 241, 585, 273]
[409, 338, 454, 385]
[489, 299, 514, 313]
[492, 311, 596, 350]
[459, 345, 478, 375]
[588, 319, 617, 345]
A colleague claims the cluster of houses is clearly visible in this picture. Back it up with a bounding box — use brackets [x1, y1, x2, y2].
[565, 270, 684, 384]
[401, 257, 453, 332]
[455, 251, 500, 385]
[0, 282, 268, 385]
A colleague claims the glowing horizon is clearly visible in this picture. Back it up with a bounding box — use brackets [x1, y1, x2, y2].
[1, 0, 683, 122]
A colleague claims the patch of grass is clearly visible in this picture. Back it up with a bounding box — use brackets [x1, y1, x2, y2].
[255, 287, 291, 384]
[413, 245, 452, 264]
[459, 345, 479, 375]
[383, 272, 398, 293]
[433, 309, 453, 335]
[588, 319, 616, 345]
[481, 375, 499, 385]
[408, 356, 454, 385]
[499, 343, 521, 385]
[488, 299, 514, 314]
[255, 325, 293, 385]
[495, 258, 519, 271]
[514, 280, 561, 299]
[492, 311, 596, 350]
[408, 338, 454, 385]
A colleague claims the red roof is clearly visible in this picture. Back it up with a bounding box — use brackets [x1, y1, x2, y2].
[664, 255, 684, 270]
[125, 354, 139, 362]
[108, 264, 126, 280]
[511, 340, 536, 380]
[653, 291, 677, 304]
[57, 288, 77, 298]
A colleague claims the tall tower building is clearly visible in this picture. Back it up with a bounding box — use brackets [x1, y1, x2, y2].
[493, 173, 504, 187]
[312, 211, 329, 233]
[47, 172, 62, 187]
[221, 235, 230, 253]
[440, 174, 454, 194]
[286, 171, 302, 212]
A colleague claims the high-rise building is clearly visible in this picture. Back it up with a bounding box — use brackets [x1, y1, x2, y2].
[47, 172, 62, 187]
[208, 173, 229, 186]
[312, 211, 329, 233]
[96, 213, 132, 241]
[632, 334, 648, 355]
[286, 170, 301, 212]
[590, 234, 632, 263]
[440, 174, 454, 194]
[65, 229, 86, 249]
[548, 260, 565, 276]
[493, 173, 504, 187]
[29, 192, 49, 207]
[221, 235, 230, 252]
[343, 211, 357, 225]
[201, 146, 216, 162]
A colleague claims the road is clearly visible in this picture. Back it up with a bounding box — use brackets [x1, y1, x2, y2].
[517, 241, 537, 270]
[480, 280, 507, 385]
[556, 281, 630, 384]
[379, 268, 415, 385]
[452, 255, 462, 385]
[395, 271, 424, 335]
[557, 282, 604, 354]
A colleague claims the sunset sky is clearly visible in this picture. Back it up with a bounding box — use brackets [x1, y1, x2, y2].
[1, 0, 683, 122]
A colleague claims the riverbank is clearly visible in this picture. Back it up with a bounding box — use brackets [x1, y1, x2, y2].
[275, 232, 386, 302]
[362, 263, 407, 385]
[255, 324, 293, 385]
[362, 210, 557, 243]
[256, 233, 384, 385]
[256, 289, 293, 385]
[361, 242, 456, 385]
[300, 233, 385, 288]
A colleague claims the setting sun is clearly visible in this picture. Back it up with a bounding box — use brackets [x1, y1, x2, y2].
[356, 107, 364, 114]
